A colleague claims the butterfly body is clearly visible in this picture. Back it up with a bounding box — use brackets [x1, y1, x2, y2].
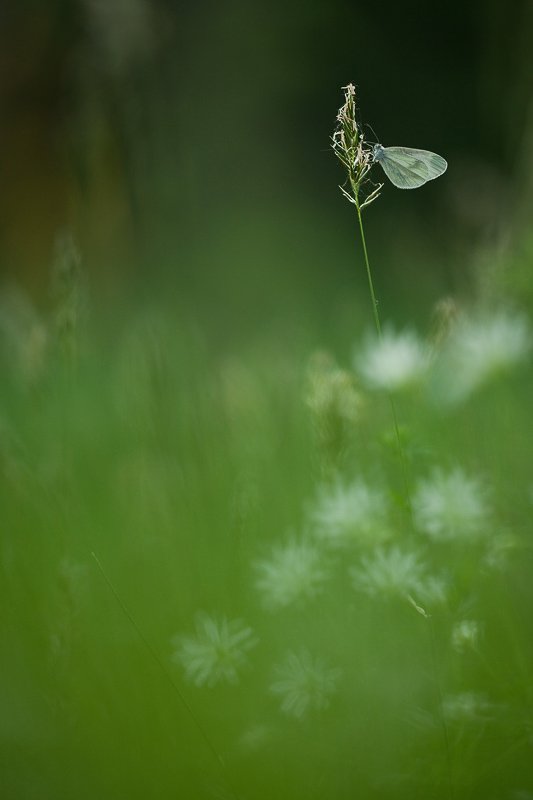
[373, 144, 447, 189]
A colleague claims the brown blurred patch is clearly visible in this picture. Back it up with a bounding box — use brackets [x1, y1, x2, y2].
[0, 7, 74, 298]
[0, 3, 154, 303]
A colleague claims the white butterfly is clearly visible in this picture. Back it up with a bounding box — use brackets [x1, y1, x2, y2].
[373, 144, 447, 189]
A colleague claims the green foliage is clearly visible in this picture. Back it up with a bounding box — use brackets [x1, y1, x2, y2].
[2, 274, 533, 798]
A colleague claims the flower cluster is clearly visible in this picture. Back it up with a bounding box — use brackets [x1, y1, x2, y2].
[350, 310, 531, 400]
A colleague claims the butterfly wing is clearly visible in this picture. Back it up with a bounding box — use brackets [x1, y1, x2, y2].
[378, 147, 447, 189]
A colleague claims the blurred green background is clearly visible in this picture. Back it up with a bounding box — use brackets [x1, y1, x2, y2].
[2, 3, 533, 800]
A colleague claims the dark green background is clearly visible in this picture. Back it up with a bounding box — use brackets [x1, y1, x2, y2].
[1, 0, 532, 342]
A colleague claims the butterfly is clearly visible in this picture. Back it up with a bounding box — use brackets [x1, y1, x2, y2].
[373, 143, 447, 189]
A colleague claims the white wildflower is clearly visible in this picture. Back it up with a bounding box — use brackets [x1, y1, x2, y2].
[350, 546, 427, 599]
[442, 691, 492, 723]
[407, 572, 449, 617]
[435, 310, 531, 404]
[255, 537, 329, 610]
[415, 573, 449, 608]
[355, 326, 429, 392]
[451, 620, 480, 653]
[270, 650, 341, 718]
[172, 613, 257, 687]
[413, 468, 489, 542]
[310, 478, 389, 547]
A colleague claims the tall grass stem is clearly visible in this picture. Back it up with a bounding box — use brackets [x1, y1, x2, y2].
[354, 199, 412, 517]
[356, 201, 381, 337]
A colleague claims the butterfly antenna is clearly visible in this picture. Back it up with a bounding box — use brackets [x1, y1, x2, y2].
[364, 123, 380, 146]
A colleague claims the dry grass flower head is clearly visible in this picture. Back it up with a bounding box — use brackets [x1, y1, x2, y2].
[332, 83, 382, 211]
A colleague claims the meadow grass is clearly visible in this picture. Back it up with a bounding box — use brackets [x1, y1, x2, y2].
[2, 287, 533, 799]
[2, 92, 533, 800]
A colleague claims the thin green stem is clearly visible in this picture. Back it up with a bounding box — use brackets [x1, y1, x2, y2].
[386, 393, 414, 519]
[355, 199, 381, 337]
[354, 197, 413, 518]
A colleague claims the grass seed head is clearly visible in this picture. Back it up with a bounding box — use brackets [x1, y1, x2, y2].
[332, 83, 382, 209]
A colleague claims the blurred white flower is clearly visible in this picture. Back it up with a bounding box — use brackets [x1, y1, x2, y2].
[355, 327, 429, 392]
[451, 620, 480, 653]
[442, 691, 492, 723]
[413, 468, 489, 542]
[415, 574, 449, 607]
[435, 310, 531, 404]
[172, 613, 257, 687]
[350, 546, 427, 599]
[270, 650, 341, 718]
[310, 478, 390, 547]
[255, 537, 329, 610]
[406, 572, 449, 617]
